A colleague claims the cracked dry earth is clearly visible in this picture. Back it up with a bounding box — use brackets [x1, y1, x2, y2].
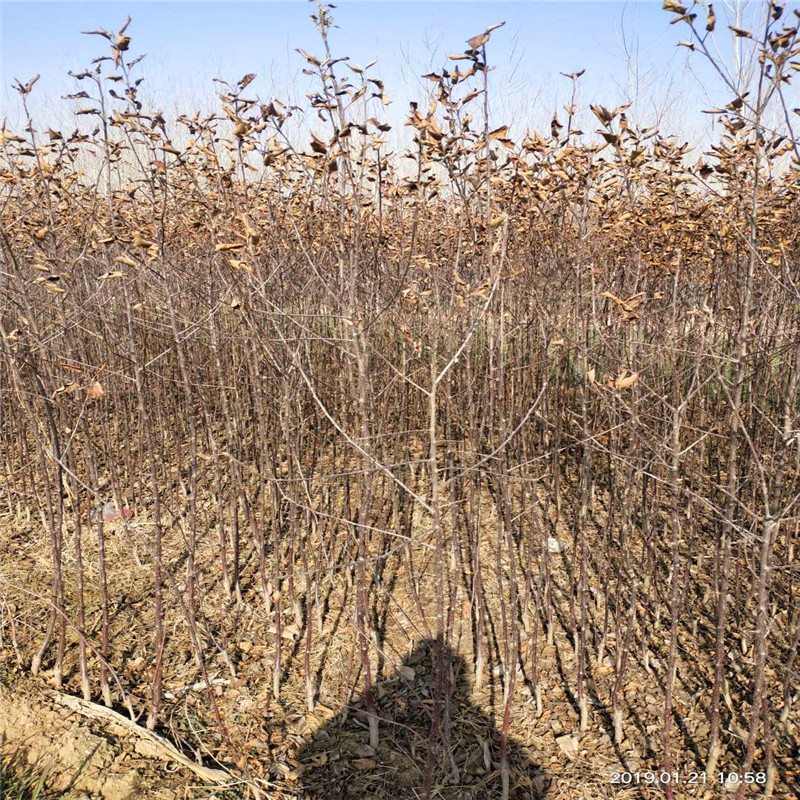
[0, 680, 212, 799]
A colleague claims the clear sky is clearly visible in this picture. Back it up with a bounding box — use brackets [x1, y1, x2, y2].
[1, 1, 797, 143]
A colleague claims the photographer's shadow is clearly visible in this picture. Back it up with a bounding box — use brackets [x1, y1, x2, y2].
[298, 638, 550, 799]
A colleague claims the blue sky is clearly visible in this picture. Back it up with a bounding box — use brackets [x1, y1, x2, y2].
[1, 1, 796, 142]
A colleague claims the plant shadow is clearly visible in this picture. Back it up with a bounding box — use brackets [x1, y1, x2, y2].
[297, 638, 550, 799]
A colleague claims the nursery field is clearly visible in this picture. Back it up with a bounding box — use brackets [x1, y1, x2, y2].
[1, 3, 799, 799]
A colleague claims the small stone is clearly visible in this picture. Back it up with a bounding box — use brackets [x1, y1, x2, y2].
[555, 734, 579, 759]
[549, 718, 564, 734]
[397, 665, 415, 681]
[547, 537, 568, 554]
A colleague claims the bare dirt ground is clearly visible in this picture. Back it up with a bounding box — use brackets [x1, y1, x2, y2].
[0, 679, 197, 799]
[1, 483, 797, 800]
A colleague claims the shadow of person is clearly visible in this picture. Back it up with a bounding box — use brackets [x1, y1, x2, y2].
[297, 638, 549, 799]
